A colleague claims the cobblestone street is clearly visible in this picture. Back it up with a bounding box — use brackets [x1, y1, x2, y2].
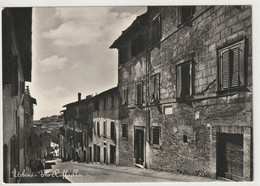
[38, 159, 220, 183]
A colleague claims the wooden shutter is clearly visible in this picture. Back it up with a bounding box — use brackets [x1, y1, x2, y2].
[239, 41, 245, 87]
[150, 76, 155, 101]
[155, 74, 160, 100]
[222, 50, 230, 89]
[230, 48, 239, 87]
[176, 66, 182, 98]
[153, 127, 160, 145]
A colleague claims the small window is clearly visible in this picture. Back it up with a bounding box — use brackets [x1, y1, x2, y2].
[218, 39, 245, 91]
[111, 95, 114, 108]
[122, 87, 128, 105]
[97, 122, 100, 137]
[119, 47, 128, 64]
[111, 122, 116, 141]
[176, 61, 193, 98]
[150, 73, 160, 102]
[95, 100, 99, 111]
[122, 124, 128, 140]
[103, 121, 107, 137]
[104, 97, 106, 110]
[152, 15, 161, 45]
[178, 6, 195, 26]
[183, 135, 188, 143]
[136, 82, 143, 105]
[152, 127, 160, 145]
[131, 34, 145, 56]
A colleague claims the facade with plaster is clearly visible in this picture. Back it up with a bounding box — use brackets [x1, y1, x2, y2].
[2, 8, 36, 183]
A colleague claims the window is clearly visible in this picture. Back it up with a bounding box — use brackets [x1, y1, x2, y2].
[111, 95, 114, 108]
[131, 34, 145, 56]
[95, 100, 99, 111]
[103, 121, 106, 137]
[136, 81, 143, 105]
[111, 122, 116, 141]
[122, 87, 128, 105]
[97, 122, 100, 137]
[152, 15, 161, 45]
[122, 124, 128, 140]
[152, 127, 160, 145]
[178, 6, 195, 26]
[104, 97, 106, 110]
[218, 39, 245, 91]
[119, 47, 128, 64]
[150, 73, 160, 102]
[183, 135, 188, 143]
[176, 61, 193, 98]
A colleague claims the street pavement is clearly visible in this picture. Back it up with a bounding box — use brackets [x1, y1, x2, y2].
[41, 159, 221, 183]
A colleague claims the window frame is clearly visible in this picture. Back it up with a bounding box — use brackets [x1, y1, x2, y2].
[177, 6, 195, 26]
[152, 14, 162, 46]
[176, 60, 193, 99]
[150, 73, 160, 103]
[135, 81, 143, 106]
[122, 86, 128, 105]
[122, 124, 128, 140]
[217, 39, 246, 92]
[103, 121, 107, 137]
[152, 126, 161, 148]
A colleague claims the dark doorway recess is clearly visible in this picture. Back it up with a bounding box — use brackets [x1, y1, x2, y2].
[134, 129, 144, 165]
[217, 133, 243, 181]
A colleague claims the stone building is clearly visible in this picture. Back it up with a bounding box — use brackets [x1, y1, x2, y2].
[91, 87, 120, 165]
[61, 93, 94, 162]
[2, 8, 35, 183]
[110, 6, 252, 181]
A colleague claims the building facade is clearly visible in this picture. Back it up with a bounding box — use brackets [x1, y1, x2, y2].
[61, 93, 94, 162]
[91, 87, 120, 165]
[110, 6, 252, 181]
[2, 8, 35, 183]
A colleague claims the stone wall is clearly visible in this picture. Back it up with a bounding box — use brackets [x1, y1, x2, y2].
[116, 5, 252, 180]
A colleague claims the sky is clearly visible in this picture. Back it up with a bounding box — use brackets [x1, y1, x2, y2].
[29, 7, 147, 120]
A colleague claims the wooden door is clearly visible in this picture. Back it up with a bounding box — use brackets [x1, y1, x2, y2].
[217, 133, 243, 181]
[135, 129, 144, 165]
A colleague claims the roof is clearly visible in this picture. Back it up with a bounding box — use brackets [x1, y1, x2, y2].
[62, 86, 118, 108]
[110, 12, 148, 49]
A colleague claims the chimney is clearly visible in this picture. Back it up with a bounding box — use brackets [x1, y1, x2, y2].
[78, 93, 81, 101]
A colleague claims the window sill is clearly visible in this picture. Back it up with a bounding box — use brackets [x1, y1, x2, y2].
[152, 144, 161, 150]
[217, 86, 249, 95]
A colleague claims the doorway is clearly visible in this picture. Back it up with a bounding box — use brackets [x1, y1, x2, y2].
[110, 145, 116, 165]
[217, 133, 243, 181]
[134, 128, 144, 165]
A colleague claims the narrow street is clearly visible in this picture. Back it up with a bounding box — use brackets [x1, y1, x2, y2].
[20, 159, 220, 183]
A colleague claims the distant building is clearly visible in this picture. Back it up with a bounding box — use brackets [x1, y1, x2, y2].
[2, 8, 35, 183]
[61, 93, 94, 162]
[110, 6, 252, 181]
[91, 87, 120, 165]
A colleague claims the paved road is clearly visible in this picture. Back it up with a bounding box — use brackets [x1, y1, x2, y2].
[44, 159, 220, 183]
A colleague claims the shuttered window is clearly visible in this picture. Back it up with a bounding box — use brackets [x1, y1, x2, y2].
[122, 87, 128, 105]
[136, 82, 143, 105]
[176, 61, 193, 98]
[152, 127, 160, 145]
[103, 121, 106, 137]
[97, 122, 100, 137]
[218, 40, 245, 91]
[150, 73, 160, 102]
[152, 15, 161, 45]
[122, 124, 128, 140]
[178, 6, 195, 26]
